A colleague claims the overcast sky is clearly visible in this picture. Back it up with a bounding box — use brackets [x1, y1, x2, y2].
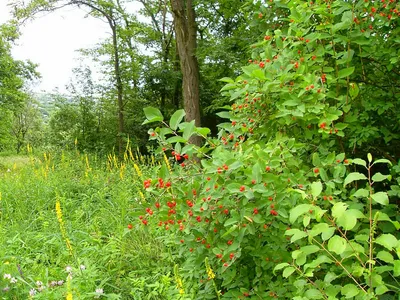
[0, 0, 135, 94]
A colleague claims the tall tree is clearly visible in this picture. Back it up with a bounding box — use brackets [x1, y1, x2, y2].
[13, 0, 127, 155]
[170, 0, 201, 145]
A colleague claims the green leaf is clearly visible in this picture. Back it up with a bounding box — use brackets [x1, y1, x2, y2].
[372, 172, 389, 183]
[371, 192, 389, 205]
[338, 67, 355, 78]
[286, 229, 308, 243]
[312, 152, 321, 166]
[341, 284, 359, 298]
[216, 111, 232, 119]
[311, 181, 323, 198]
[375, 285, 389, 295]
[351, 158, 367, 167]
[372, 159, 392, 166]
[224, 218, 239, 227]
[349, 83, 359, 99]
[352, 188, 369, 198]
[182, 120, 195, 141]
[219, 77, 234, 83]
[332, 202, 348, 219]
[322, 228, 335, 241]
[143, 107, 163, 124]
[376, 251, 394, 263]
[344, 172, 367, 187]
[196, 127, 211, 136]
[304, 289, 324, 299]
[169, 109, 185, 131]
[328, 236, 347, 254]
[393, 261, 400, 276]
[283, 266, 296, 278]
[274, 263, 289, 273]
[289, 204, 313, 223]
[166, 136, 187, 144]
[375, 234, 399, 251]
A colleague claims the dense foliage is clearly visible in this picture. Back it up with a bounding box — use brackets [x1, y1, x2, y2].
[0, 0, 399, 299]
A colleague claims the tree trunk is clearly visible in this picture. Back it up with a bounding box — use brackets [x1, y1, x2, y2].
[170, 0, 201, 146]
[109, 20, 125, 157]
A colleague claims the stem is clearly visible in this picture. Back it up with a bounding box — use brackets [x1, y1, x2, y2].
[367, 163, 374, 293]
[292, 263, 329, 300]
[312, 237, 368, 294]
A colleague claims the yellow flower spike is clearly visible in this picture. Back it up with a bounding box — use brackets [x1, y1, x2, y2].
[205, 257, 215, 279]
[55, 198, 73, 255]
[139, 191, 145, 202]
[66, 273, 73, 300]
[174, 264, 185, 295]
[163, 153, 172, 173]
[128, 147, 134, 161]
[133, 163, 142, 178]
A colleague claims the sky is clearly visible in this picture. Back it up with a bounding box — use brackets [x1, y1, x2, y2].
[0, 0, 135, 94]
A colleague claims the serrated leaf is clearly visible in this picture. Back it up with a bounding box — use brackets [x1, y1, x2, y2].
[338, 67, 355, 78]
[328, 236, 347, 254]
[371, 192, 389, 205]
[169, 109, 185, 131]
[311, 181, 323, 198]
[344, 172, 367, 187]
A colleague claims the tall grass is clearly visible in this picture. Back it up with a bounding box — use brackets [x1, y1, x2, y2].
[0, 150, 175, 299]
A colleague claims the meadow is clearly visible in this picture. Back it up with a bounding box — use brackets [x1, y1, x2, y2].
[0, 150, 180, 299]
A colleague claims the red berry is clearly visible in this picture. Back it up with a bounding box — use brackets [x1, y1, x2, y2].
[265, 166, 271, 171]
[180, 239, 184, 243]
[127, 224, 133, 229]
[227, 240, 233, 245]
[240, 186, 245, 192]
[183, 154, 189, 159]
[314, 168, 319, 174]
[270, 210, 278, 216]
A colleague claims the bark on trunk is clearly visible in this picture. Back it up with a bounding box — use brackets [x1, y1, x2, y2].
[170, 0, 202, 146]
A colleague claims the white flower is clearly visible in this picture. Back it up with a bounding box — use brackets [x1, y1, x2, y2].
[65, 266, 72, 273]
[2, 286, 10, 292]
[49, 280, 57, 287]
[29, 288, 37, 296]
[3, 274, 11, 280]
[79, 264, 86, 270]
[94, 288, 104, 298]
[36, 281, 43, 286]
[10, 277, 17, 284]
[57, 280, 64, 286]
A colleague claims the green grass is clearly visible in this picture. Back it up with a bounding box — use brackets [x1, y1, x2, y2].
[0, 152, 178, 299]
